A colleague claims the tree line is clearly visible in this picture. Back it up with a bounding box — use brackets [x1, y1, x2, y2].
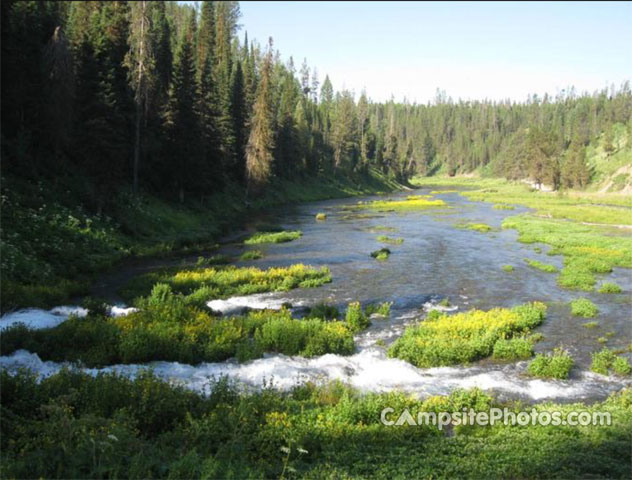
[2, 1, 631, 209]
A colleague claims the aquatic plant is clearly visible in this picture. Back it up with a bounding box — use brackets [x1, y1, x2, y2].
[388, 302, 547, 367]
[598, 282, 622, 294]
[570, 298, 599, 318]
[459, 223, 492, 233]
[244, 230, 302, 244]
[376, 235, 404, 245]
[360, 196, 446, 211]
[527, 349, 574, 379]
[591, 348, 631, 376]
[493, 204, 515, 210]
[492, 336, 534, 360]
[524, 258, 558, 273]
[370, 247, 391, 261]
[315, 213, 327, 220]
[365, 301, 392, 317]
[502, 265, 514, 272]
[305, 303, 340, 321]
[345, 302, 370, 332]
[121, 263, 331, 302]
[239, 250, 263, 261]
[582, 321, 599, 329]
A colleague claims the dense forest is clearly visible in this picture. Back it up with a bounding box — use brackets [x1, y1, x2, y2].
[2, 0, 632, 209]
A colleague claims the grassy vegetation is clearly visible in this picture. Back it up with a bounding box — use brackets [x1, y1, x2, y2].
[388, 302, 546, 367]
[239, 249, 263, 261]
[493, 203, 515, 210]
[459, 222, 493, 233]
[358, 196, 446, 211]
[502, 265, 515, 272]
[503, 215, 632, 291]
[369, 225, 397, 232]
[591, 348, 632, 376]
[583, 321, 599, 329]
[2, 370, 630, 479]
[598, 282, 623, 294]
[2, 286, 392, 365]
[121, 263, 332, 304]
[492, 336, 535, 360]
[315, 213, 327, 220]
[370, 247, 391, 261]
[1, 169, 401, 312]
[570, 298, 599, 318]
[365, 301, 392, 317]
[527, 349, 574, 379]
[376, 235, 404, 245]
[524, 258, 559, 273]
[244, 230, 302, 245]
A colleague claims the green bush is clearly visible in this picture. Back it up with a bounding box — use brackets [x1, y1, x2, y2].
[244, 230, 302, 244]
[524, 258, 558, 273]
[591, 348, 632, 376]
[345, 302, 370, 332]
[239, 250, 263, 261]
[527, 349, 573, 379]
[492, 337, 534, 360]
[306, 303, 341, 321]
[370, 247, 391, 260]
[365, 301, 392, 317]
[613, 357, 632, 376]
[389, 302, 546, 367]
[570, 298, 599, 318]
[598, 282, 622, 294]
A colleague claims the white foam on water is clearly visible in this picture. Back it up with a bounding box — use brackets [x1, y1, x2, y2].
[0, 306, 88, 331]
[207, 292, 306, 315]
[0, 304, 137, 331]
[2, 348, 628, 402]
[423, 301, 459, 313]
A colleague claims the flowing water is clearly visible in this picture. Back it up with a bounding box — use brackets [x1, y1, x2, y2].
[2, 187, 631, 403]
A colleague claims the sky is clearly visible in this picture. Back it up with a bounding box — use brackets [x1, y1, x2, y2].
[238, 1, 632, 103]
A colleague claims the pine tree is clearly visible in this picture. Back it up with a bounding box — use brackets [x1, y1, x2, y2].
[126, 0, 155, 193]
[229, 60, 248, 182]
[246, 39, 275, 195]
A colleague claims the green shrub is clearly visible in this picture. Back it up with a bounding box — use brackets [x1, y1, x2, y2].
[365, 301, 392, 317]
[492, 337, 534, 360]
[239, 250, 263, 261]
[591, 348, 617, 375]
[598, 282, 622, 294]
[612, 357, 632, 376]
[345, 302, 370, 332]
[524, 258, 558, 273]
[389, 302, 546, 367]
[244, 230, 302, 244]
[527, 349, 573, 379]
[376, 235, 404, 245]
[570, 298, 599, 318]
[370, 247, 391, 260]
[306, 303, 341, 321]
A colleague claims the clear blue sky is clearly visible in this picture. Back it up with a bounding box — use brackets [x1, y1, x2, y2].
[237, 1, 631, 103]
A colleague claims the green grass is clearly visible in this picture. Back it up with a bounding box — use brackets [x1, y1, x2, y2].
[493, 204, 515, 210]
[315, 212, 327, 220]
[590, 348, 632, 376]
[3, 370, 630, 479]
[598, 282, 622, 294]
[527, 349, 574, 379]
[376, 235, 404, 245]
[0, 286, 362, 366]
[370, 247, 391, 261]
[239, 250, 263, 261]
[358, 196, 446, 211]
[388, 302, 546, 367]
[524, 258, 559, 273]
[369, 225, 397, 232]
[244, 230, 302, 244]
[120, 263, 332, 304]
[570, 298, 599, 318]
[502, 265, 514, 272]
[457, 222, 493, 233]
[492, 336, 534, 360]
